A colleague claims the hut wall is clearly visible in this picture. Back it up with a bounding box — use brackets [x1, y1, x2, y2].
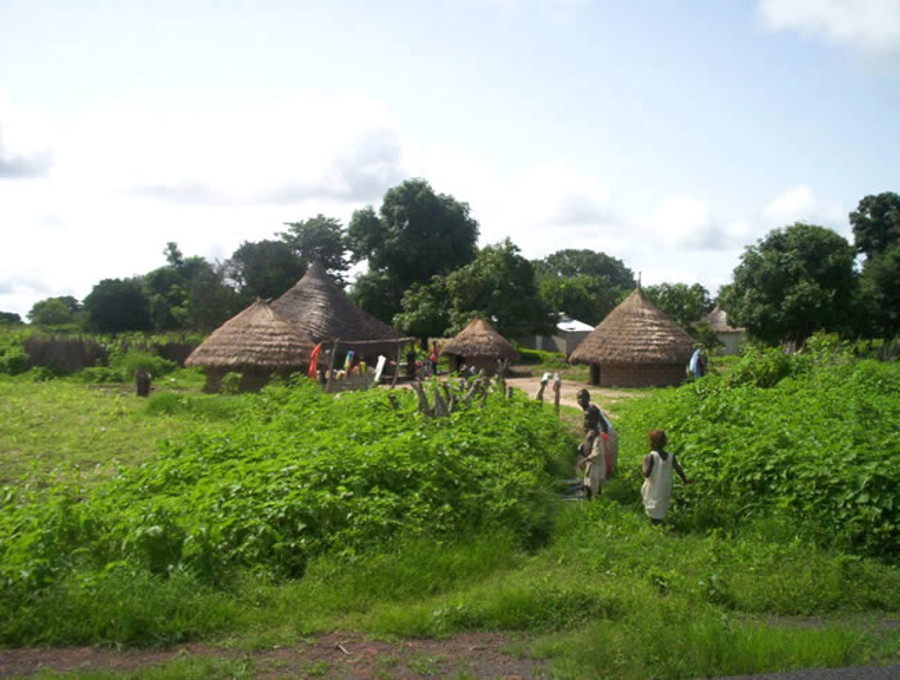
[599, 363, 686, 388]
[204, 368, 226, 393]
[716, 332, 745, 356]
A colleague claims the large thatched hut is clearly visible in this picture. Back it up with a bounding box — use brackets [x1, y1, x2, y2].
[185, 299, 315, 392]
[703, 304, 745, 355]
[270, 261, 401, 361]
[569, 288, 694, 387]
[441, 316, 519, 375]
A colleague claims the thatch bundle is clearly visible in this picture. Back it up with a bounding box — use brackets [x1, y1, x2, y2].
[569, 289, 693, 387]
[186, 299, 314, 391]
[441, 317, 518, 374]
[271, 262, 399, 355]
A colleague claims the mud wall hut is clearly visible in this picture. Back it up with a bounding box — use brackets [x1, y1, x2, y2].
[703, 304, 745, 355]
[185, 299, 314, 392]
[270, 261, 401, 363]
[441, 317, 519, 375]
[569, 288, 694, 388]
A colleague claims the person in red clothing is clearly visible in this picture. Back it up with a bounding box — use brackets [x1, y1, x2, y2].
[428, 341, 440, 375]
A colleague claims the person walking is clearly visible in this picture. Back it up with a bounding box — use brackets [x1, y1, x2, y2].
[429, 342, 440, 375]
[641, 429, 691, 524]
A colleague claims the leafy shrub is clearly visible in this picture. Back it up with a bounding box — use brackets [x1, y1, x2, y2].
[725, 345, 812, 388]
[0, 333, 28, 375]
[115, 350, 177, 378]
[514, 346, 565, 366]
[0, 378, 574, 603]
[615, 357, 900, 559]
[220, 371, 241, 394]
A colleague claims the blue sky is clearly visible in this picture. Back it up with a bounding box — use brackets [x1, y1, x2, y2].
[1, 0, 898, 319]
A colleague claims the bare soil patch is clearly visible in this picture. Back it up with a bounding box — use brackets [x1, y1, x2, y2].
[0, 632, 547, 678]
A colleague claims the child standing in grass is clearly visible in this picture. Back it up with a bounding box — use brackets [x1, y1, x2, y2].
[641, 429, 691, 524]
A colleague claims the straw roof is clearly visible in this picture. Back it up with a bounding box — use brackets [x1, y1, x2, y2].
[704, 304, 744, 333]
[441, 316, 519, 360]
[185, 299, 314, 369]
[270, 261, 399, 343]
[569, 288, 694, 365]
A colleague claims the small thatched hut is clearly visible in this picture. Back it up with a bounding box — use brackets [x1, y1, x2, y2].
[270, 261, 401, 361]
[441, 317, 519, 375]
[185, 299, 314, 392]
[703, 304, 745, 355]
[569, 288, 694, 387]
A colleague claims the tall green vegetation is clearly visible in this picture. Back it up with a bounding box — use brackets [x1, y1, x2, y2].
[850, 191, 900, 338]
[614, 341, 899, 559]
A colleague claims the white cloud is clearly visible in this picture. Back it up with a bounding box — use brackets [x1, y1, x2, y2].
[759, 0, 900, 56]
[762, 184, 846, 231]
[0, 93, 55, 178]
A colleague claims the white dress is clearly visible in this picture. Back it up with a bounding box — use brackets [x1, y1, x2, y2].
[641, 450, 674, 520]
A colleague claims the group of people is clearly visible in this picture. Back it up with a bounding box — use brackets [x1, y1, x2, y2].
[576, 389, 691, 523]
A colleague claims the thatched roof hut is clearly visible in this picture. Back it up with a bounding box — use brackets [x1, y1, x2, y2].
[441, 316, 519, 375]
[703, 304, 745, 355]
[270, 261, 400, 359]
[185, 299, 314, 392]
[569, 288, 694, 387]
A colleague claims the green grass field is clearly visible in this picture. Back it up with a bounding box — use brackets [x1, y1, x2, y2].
[0, 356, 898, 679]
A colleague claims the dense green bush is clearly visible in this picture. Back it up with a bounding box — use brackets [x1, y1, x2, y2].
[0, 378, 574, 601]
[615, 354, 900, 559]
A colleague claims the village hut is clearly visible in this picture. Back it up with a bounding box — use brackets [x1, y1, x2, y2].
[270, 261, 401, 363]
[440, 316, 519, 375]
[185, 299, 315, 392]
[703, 304, 745, 355]
[569, 288, 694, 387]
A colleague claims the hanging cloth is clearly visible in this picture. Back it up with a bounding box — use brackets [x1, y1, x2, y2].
[308, 343, 322, 379]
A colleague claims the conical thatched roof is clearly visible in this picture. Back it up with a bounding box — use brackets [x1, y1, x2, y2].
[441, 317, 519, 360]
[270, 261, 399, 342]
[704, 304, 744, 333]
[570, 288, 694, 365]
[185, 299, 314, 369]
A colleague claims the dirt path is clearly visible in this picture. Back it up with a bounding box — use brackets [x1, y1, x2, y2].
[0, 632, 547, 678]
[503, 374, 637, 417]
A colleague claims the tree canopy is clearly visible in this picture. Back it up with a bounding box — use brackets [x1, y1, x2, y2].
[720, 223, 857, 345]
[279, 214, 349, 284]
[346, 179, 479, 320]
[223, 240, 305, 301]
[533, 249, 633, 325]
[642, 282, 714, 332]
[445, 239, 554, 339]
[850, 192, 900, 337]
[83, 278, 153, 333]
[27, 296, 81, 326]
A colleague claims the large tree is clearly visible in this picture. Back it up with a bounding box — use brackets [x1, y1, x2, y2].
[533, 249, 634, 325]
[83, 278, 153, 333]
[144, 243, 222, 331]
[279, 214, 349, 284]
[445, 239, 554, 339]
[850, 191, 900, 337]
[720, 223, 857, 345]
[346, 179, 479, 321]
[223, 240, 305, 301]
[393, 277, 450, 346]
[27, 296, 81, 326]
[643, 282, 714, 332]
[0, 311, 23, 324]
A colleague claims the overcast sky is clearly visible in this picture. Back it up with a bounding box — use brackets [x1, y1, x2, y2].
[1, 0, 898, 319]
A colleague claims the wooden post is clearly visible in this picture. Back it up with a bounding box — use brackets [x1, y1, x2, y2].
[325, 339, 339, 394]
[552, 372, 561, 416]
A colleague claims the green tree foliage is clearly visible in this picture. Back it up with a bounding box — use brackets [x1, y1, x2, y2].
[26, 296, 81, 326]
[144, 244, 225, 332]
[223, 239, 305, 301]
[393, 276, 450, 343]
[187, 267, 245, 333]
[348, 269, 406, 326]
[279, 214, 349, 284]
[0, 311, 23, 324]
[533, 249, 633, 325]
[83, 278, 153, 333]
[643, 282, 714, 332]
[445, 239, 554, 338]
[720, 223, 857, 346]
[850, 192, 900, 338]
[347, 179, 479, 320]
